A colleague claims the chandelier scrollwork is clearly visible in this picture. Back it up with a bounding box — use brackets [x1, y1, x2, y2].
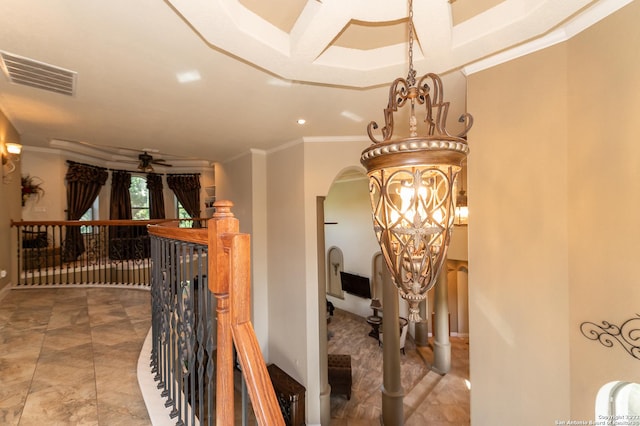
[361, 0, 473, 322]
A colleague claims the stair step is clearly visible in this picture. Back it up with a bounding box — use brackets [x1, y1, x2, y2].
[403, 369, 443, 420]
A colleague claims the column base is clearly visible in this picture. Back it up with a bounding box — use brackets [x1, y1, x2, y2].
[320, 383, 331, 425]
[432, 339, 451, 375]
[414, 320, 429, 347]
[381, 385, 404, 426]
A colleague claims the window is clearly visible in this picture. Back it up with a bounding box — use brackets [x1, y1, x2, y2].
[176, 198, 191, 228]
[79, 199, 98, 234]
[130, 175, 150, 220]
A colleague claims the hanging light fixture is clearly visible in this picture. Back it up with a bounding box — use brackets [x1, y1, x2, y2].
[455, 163, 468, 226]
[454, 189, 468, 225]
[360, 0, 473, 322]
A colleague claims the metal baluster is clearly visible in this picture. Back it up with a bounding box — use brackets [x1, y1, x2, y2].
[205, 267, 215, 426]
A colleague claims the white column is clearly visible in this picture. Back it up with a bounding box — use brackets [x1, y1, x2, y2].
[433, 262, 451, 374]
[317, 197, 331, 425]
[456, 266, 469, 336]
[381, 266, 404, 425]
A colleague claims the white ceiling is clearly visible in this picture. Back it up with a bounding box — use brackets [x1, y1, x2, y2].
[0, 0, 629, 164]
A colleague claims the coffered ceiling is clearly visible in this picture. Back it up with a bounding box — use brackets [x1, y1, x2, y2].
[0, 0, 629, 164]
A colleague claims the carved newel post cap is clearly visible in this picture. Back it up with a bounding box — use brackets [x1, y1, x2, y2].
[212, 200, 234, 218]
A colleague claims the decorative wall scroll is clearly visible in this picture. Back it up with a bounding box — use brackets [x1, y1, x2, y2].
[580, 314, 640, 360]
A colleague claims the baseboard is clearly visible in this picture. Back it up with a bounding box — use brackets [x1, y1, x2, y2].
[427, 332, 469, 338]
[137, 330, 175, 426]
[0, 283, 12, 303]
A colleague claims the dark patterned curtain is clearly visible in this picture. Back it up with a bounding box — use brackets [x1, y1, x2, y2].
[167, 174, 201, 228]
[109, 170, 136, 259]
[63, 162, 108, 261]
[109, 170, 132, 220]
[146, 173, 165, 219]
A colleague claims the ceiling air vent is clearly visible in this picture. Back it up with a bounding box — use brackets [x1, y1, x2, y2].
[0, 51, 77, 96]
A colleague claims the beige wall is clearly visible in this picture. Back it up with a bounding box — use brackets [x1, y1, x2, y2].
[468, 41, 571, 425]
[20, 148, 67, 221]
[0, 111, 21, 294]
[324, 174, 380, 318]
[567, 0, 640, 418]
[260, 137, 369, 424]
[265, 141, 308, 393]
[467, 1, 639, 423]
[216, 150, 270, 353]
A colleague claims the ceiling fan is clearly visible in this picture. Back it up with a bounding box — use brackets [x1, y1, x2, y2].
[137, 151, 172, 172]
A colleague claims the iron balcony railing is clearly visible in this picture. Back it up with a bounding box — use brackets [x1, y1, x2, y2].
[10, 219, 207, 287]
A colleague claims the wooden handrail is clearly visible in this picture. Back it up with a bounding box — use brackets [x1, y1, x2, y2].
[147, 224, 208, 245]
[11, 218, 204, 227]
[226, 232, 285, 425]
[209, 201, 285, 425]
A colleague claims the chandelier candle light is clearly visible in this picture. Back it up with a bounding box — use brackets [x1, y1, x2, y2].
[360, 0, 473, 322]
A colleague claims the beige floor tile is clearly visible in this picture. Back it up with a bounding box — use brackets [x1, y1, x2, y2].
[47, 305, 90, 330]
[0, 288, 151, 425]
[329, 309, 470, 424]
[0, 400, 26, 426]
[0, 329, 44, 358]
[19, 380, 99, 426]
[1, 287, 469, 424]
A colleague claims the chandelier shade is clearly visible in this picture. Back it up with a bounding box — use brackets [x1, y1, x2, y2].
[361, 68, 472, 322]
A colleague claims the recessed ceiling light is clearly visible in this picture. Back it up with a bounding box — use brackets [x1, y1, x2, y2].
[297, 119, 306, 125]
[341, 110, 364, 122]
[176, 70, 201, 83]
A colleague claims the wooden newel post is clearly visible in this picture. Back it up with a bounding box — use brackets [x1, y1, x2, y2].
[208, 200, 239, 425]
[208, 200, 284, 425]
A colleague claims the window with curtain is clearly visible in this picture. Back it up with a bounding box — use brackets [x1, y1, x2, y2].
[167, 174, 201, 228]
[63, 162, 108, 261]
[146, 173, 165, 219]
[176, 198, 191, 228]
[130, 175, 150, 220]
[79, 199, 98, 234]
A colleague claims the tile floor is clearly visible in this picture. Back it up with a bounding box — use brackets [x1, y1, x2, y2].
[0, 287, 151, 426]
[328, 308, 470, 425]
[0, 288, 470, 425]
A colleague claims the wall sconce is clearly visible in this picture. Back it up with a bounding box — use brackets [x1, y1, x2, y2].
[2, 142, 22, 182]
[361, 0, 473, 322]
[454, 188, 468, 226]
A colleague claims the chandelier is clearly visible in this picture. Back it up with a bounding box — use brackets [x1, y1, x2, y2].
[360, 0, 473, 322]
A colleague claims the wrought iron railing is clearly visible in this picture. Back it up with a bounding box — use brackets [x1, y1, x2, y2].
[150, 227, 219, 424]
[10, 219, 207, 287]
[148, 202, 285, 426]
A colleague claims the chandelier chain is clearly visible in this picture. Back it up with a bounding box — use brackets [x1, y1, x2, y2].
[407, 0, 416, 87]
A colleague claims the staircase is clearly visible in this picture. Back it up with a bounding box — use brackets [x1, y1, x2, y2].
[403, 338, 470, 425]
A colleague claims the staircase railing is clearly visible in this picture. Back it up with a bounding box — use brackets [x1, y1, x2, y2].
[148, 201, 284, 426]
